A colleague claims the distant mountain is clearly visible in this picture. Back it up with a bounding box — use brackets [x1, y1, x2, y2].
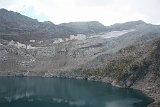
[59, 21, 108, 34]
[0, 8, 158, 43]
[108, 20, 148, 31]
[0, 9, 107, 42]
[0, 9, 71, 42]
[0, 8, 39, 29]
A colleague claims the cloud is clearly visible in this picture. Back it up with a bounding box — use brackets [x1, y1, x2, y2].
[75, 0, 112, 7]
[128, 0, 160, 24]
[0, 0, 159, 25]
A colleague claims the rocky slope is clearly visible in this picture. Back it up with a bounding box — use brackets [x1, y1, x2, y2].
[0, 8, 160, 106]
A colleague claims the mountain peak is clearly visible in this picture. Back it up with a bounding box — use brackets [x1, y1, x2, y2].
[0, 8, 8, 12]
[108, 20, 148, 31]
[0, 8, 38, 23]
[59, 21, 107, 34]
[113, 20, 147, 26]
[60, 21, 104, 26]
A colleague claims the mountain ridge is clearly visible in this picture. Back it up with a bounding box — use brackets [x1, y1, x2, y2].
[0, 8, 155, 42]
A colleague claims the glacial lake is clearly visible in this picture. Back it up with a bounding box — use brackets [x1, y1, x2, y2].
[0, 77, 153, 107]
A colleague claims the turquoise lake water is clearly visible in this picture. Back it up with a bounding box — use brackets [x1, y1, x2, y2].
[0, 77, 153, 107]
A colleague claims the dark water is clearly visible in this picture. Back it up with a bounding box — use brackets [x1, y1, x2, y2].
[0, 77, 153, 107]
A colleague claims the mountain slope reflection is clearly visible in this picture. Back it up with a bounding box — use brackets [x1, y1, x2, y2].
[0, 77, 152, 107]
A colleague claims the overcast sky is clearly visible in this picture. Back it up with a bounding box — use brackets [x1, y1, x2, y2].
[0, 0, 159, 25]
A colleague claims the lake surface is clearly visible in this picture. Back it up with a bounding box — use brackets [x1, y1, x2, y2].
[0, 77, 153, 107]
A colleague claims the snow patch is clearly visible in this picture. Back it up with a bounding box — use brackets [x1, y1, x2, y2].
[8, 40, 37, 49]
[30, 40, 35, 42]
[70, 34, 86, 40]
[90, 29, 135, 39]
[27, 44, 36, 49]
[53, 38, 64, 43]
